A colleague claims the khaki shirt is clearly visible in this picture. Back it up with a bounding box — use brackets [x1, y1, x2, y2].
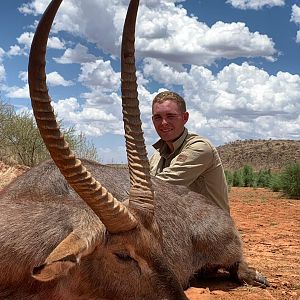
[150, 128, 229, 212]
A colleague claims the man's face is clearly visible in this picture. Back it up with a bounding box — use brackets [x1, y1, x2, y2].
[152, 100, 189, 142]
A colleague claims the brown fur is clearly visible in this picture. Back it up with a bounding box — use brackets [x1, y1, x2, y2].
[0, 159, 267, 299]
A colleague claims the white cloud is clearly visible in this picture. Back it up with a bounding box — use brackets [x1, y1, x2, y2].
[19, 0, 276, 66]
[5, 70, 72, 99]
[143, 58, 189, 86]
[19, 70, 72, 87]
[54, 44, 97, 64]
[7, 45, 26, 57]
[136, 4, 276, 65]
[47, 71, 73, 87]
[80, 91, 125, 129]
[296, 31, 300, 43]
[79, 59, 120, 91]
[290, 4, 300, 23]
[18, 0, 48, 16]
[6, 84, 30, 99]
[0, 65, 5, 82]
[203, 22, 276, 62]
[214, 63, 300, 117]
[18, 71, 28, 82]
[141, 60, 300, 144]
[252, 115, 300, 139]
[16, 32, 64, 50]
[291, 4, 300, 43]
[3, 71, 30, 98]
[51, 97, 122, 137]
[0, 48, 4, 61]
[0, 48, 5, 81]
[50, 0, 120, 55]
[52, 97, 79, 120]
[226, 0, 285, 10]
[16, 32, 34, 48]
[81, 90, 121, 107]
[47, 36, 65, 49]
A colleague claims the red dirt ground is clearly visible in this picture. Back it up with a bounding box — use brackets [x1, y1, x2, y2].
[1, 165, 299, 299]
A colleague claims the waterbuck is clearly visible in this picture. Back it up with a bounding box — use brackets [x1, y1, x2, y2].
[0, 0, 268, 299]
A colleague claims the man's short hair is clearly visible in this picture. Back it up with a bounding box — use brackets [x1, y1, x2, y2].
[152, 91, 186, 113]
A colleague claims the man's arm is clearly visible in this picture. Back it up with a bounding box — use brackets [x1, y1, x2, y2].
[154, 141, 213, 186]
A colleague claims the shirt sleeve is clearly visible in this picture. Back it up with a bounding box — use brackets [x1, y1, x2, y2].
[155, 140, 213, 186]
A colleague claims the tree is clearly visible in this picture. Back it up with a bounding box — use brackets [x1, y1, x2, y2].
[1, 110, 48, 166]
[64, 129, 98, 161]
[0, 101, 14, 147]
[0, 100, 98, 166]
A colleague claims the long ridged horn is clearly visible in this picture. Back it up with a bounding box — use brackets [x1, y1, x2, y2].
[28, 0, 137, 233]
[121, 0, 154, 213]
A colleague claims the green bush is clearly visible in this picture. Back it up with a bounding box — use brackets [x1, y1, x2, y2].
[269, 173, 282, 192]
[226, 162, 300, 199]
[242, 165, 255, 187]
[224, 170, 233, 187]
[256, 169, 272, 187]
[232, 170, 244, 187]
[280, 163, 300, 199]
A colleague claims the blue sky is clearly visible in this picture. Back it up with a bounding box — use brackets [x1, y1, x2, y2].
[0, 0, 300, 163]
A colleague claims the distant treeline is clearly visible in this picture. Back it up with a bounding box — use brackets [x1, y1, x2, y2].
[225, 163, 300, 199]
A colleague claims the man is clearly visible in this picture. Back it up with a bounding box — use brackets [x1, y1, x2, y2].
[149, 91, 229, 212]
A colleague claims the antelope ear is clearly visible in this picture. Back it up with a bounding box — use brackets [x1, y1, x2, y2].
[32, 228, 102, 281]
[32, 255, 77, 282]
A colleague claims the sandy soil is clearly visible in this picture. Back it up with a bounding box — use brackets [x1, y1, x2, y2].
[1, 164, 299, 299]
[0, 161, 29, 190]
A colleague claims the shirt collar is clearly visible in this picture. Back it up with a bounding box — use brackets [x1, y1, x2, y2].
[153, 128, 188, 154]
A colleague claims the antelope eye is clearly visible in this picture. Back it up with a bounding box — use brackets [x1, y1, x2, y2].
[114, 251, 133, 262]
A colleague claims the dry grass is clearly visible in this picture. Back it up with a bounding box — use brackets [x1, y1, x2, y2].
[0, 167, 16, 189]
